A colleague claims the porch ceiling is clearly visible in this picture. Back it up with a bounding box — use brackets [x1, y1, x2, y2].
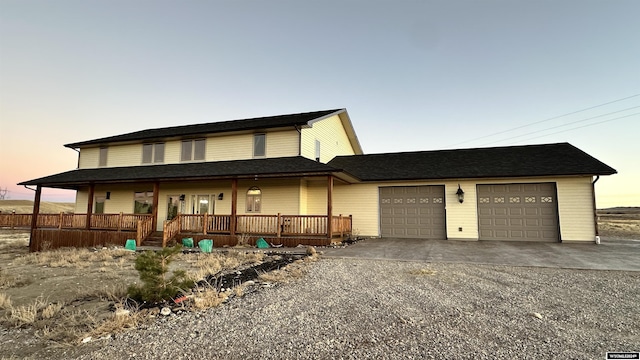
[18, 156, 345, 189]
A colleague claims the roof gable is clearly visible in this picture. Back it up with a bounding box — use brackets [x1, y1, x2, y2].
[328, 143, 617, 181]
[65, 109, 345, 148]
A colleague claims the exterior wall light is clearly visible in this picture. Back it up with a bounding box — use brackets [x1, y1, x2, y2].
[218, 193, 224, 200]
[456, 184, 465, 203]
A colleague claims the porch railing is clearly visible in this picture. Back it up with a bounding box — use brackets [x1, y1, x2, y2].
[161, 213, 351, 243]
[0, 212, 154, 231]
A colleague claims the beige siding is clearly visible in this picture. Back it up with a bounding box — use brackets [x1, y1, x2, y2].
[265, 130, 299, 158]
[75, 188, 88, 213]
[301, 115, 356, 163]
[237, 179, 300, 215]
[107, 144, 142, 167]
[299, 179, 308, 215]
[208, 134, 252, 161]
[444, 181, 479, 240]
[165, 141, 181, 164]
[78, 148, 99, 169]
[306, 181, 328, 215]
[556, 176, 596, 242]
[333, 183, 380, 237]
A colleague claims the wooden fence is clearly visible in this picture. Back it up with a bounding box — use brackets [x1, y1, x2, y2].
[29, 229, 137, 252]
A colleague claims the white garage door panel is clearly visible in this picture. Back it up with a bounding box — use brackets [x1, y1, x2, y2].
[379, 186, 446, 239]
[477, 183, 559, 242]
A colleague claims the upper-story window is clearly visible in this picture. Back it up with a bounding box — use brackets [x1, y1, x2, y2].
[98, 147, 108, 167]
[315, 140, 321, 162]
[181, 139, 206, 162]
[142, 143, 165, 164]
[253, 134, 266, 158]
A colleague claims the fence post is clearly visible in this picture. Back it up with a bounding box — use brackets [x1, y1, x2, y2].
[11, 210, 15, 230]
[203, 213, 208, 234]
[136, 220, 142, 246]
[277, 213, 281, 238]
[118, 212, 123, 232]
[58, 212, 63, 230]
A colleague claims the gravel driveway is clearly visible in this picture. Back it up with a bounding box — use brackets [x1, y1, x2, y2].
[49, 258, 640, 359]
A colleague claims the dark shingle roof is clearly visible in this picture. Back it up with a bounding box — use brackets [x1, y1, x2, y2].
[64, 109, 344, 148]
[327, 143, 616, 181]
[19, 157, 340, 188]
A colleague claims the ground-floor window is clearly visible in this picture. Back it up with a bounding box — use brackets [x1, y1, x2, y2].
[166, 195, 180, 220]
[246, 187, 261, 213]
[134, 191, 154, 214]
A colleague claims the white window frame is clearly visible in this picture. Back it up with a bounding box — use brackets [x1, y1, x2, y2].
[253, 133, 266, 158]
[246, 187, 262, 213]
[98, 147, 108, 167]
[181, 139, 206, 162]
[142, 142, 165, 164]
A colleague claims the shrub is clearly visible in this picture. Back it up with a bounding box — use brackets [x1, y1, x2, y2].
[127, 245, 194, 303]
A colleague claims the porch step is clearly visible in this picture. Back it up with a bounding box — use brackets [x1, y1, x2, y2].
[142, 231, 164, 247]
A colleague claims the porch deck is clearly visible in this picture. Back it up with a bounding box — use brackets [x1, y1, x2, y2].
[0, 212, 351, 251]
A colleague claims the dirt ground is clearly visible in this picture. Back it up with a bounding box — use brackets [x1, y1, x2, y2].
[0, 207, 637, 358]
[0, 200, 75, 215]
[0, 231, 306, 359]
[597, 207, 640, 239]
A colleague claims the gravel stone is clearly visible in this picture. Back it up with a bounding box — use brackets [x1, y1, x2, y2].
[12, 259, 640, 359]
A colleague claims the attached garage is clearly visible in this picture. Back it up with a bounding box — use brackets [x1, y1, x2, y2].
[477, 183, 559, 242]
[379, 186, 446, 239]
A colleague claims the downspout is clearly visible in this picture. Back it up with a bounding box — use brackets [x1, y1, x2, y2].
[592, 175, 600, 244]
[71, 148, 80, 168]
[294, 125, 302, 156]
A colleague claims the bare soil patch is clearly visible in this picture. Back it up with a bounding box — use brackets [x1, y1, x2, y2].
[0, 230, 312, 359]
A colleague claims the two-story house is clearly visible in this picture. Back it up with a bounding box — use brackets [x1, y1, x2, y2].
[19, 108, 616, 251]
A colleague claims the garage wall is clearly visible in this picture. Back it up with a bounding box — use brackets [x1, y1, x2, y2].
[556, 176, 596, 241]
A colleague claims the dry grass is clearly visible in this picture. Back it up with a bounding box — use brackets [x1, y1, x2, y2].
[408, 268, 438, 276]
[6, 296, 49, 326]
[189, 283, 229, 310]
[235, 233, 251, 247]
[13, 247, 136, 269]
[0, 293, 11, 309]
[177, 251, 265, 282]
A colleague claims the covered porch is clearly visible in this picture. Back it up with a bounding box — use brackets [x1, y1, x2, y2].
[17, 157, 354, 251]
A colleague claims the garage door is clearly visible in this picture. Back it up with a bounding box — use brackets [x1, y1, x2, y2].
[379, 186, 446, 239]
[477, 183, 559, 242]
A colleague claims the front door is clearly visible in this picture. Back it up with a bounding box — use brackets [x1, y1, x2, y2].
[191, 195, 214, 214]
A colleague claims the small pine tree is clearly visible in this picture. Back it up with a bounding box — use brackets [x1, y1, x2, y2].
[128, 245, 194, 303]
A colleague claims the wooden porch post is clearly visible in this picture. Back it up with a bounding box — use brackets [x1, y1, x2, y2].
[152, 182, 160, 231]
[231, 179, 238, 236]
[86, 183, 94, 230]
[29, 185, 42, 250]
[327, 175, 333, 238]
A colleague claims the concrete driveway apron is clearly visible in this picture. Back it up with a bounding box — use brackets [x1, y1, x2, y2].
[322, 238, 640, 271]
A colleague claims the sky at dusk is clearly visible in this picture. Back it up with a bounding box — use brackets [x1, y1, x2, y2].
[1, 0, 639, 208]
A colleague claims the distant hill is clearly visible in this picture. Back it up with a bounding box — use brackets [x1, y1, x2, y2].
[0, 200, 75, 214]
[598, 207, 640, 214]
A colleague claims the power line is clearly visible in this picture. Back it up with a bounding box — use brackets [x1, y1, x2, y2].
[447, 93, 640, 147]
[498, 112, 640, 144]
[476, 106, 640, 147]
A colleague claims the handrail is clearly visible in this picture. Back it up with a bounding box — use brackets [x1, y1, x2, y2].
[136, 217, 154, 246]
